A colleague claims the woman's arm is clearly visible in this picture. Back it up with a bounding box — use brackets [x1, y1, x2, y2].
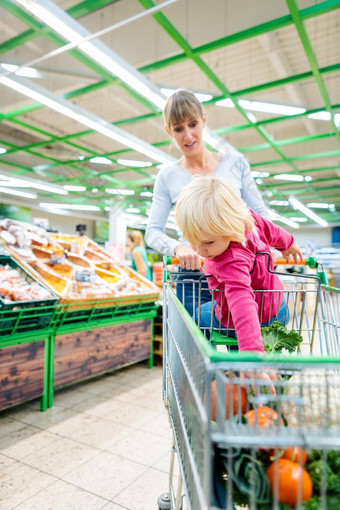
[132, 249, 147, 277]
[145, 171, 181, 256]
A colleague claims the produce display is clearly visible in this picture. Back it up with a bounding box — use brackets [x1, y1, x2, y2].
[0, 219, 159, 303]
[0, 263, 54, 303]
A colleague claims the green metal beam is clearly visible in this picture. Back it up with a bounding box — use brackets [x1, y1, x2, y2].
[251, 149, 340, 167]
[239, 132, 336, 153]
[287, 0, 340, 144]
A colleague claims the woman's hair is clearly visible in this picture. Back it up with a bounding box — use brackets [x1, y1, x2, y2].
[127, 229, 144, 247]
[175, 176, 254, 245]
[163, 89, 205, 130]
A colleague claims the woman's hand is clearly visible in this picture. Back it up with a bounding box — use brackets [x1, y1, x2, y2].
[174, 244, 202, 270]
[281, 242, 304, 264]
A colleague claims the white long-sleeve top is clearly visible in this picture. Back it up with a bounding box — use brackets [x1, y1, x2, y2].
[145, 152, 270, 256]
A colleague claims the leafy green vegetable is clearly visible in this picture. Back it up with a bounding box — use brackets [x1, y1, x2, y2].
[306, 449, 340, 495]
[261, 321, 303, 353]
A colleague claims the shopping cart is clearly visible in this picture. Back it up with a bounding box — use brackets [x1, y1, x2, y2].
[158, 255, 340, 510]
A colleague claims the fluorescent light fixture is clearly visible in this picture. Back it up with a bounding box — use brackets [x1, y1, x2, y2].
[273, 174, 305, 182]
[1, 63, 42, 78]
[160, 87, 213, 103]
[63, 185, 86, 192]
[252, 171, 270, 178]
[39, 203, 100, 211]
[0, 147, 7, 154]
[215, 98, 235, 108]
[290, 217, 308, 222]
[0, 74, 174, 165]
[289, 197, 328, 227]
[269, 210, 300, 229]
[106, 188, 135, 196]
[89, 156, 112, 165]
[91, 188, 99, 193]
[14, 0, 167, 111]
[307, 202, 334, 209]
[125, 207, 141, 213]
[140, 190, 153, 197]
[304, 176, 312, 182]
[308, 111, 340, 126]
[239, 100, 305, 116]
[0, 187, 37, 199]
[117, 159, 153, 168]
[0, 172, 68, 195]
[269, 200, 290, 206]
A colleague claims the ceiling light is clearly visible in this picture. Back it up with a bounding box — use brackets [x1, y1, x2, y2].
[290, 217, 308, 222]
[269, 210, 300, 229]
[140, 190, 153, 197]
[39, 203, 100, 211]
[307, 202, 334, 209]
[91, 188, 99, 193]
[106, 188, 135, 195]
[288, 197, 328, 227]
[273, 174, 305, 182]
[252, 171, 270, 178]
[125, 207, 141, 213]
[0, 187, 37, 199]
[269, 200, 290, 206]
[304, 176, 312, 182]
[1, 63, 42, 78]
[0, 74, 174, 165]
[0, 147, 7, 154]
[239, 100, 306, 116]
[63, 185, 86, 192]
[0, 172, 68, 195]
[215, 98, 235, 108]
[160, 87, 213, 103]
[308, 111, 340, 126]
[117, 159, 153, 168]
[89, 156, 112, 165]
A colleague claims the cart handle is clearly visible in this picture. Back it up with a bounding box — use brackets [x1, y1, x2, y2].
[275, 256, 318, 269]
[165, 256, 319, 269]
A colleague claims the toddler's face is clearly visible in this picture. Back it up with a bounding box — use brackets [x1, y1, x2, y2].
[190, 232, 230, 259]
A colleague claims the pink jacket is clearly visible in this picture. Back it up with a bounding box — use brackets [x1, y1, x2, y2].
[203, 210, 294, 352]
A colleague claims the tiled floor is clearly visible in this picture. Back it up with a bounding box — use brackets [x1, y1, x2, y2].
[0, 361, 176, 510]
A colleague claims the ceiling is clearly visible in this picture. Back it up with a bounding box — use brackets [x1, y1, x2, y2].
[0, 0, 339, 231]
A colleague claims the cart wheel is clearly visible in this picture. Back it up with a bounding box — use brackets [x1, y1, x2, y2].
[157, 492, 171, 509]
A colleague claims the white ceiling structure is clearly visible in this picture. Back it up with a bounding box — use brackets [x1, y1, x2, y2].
[0, 0, 339, 230]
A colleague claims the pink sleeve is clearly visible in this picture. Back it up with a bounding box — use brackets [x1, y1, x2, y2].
[217, 257, 265, 353]
[253, 211, 294, 251]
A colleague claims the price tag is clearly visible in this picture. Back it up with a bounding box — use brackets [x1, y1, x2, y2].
[75, 270, 96, 282]
[49, 254, 66, 265]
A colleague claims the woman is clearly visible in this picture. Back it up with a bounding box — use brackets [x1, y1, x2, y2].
[127, 230, 152, 280]
[145, 89, 269, 315]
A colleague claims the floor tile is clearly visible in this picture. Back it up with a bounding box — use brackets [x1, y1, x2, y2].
[71, 393, 125, 417]
[0, 424, 59, 461]
[0, 453, 15, 471]
[112, 467, 170, 510]
[23, 436, 100, 477]
[13, 479, 108, 510]
[64, 451, 147, 500]
[140, 410, 172, 438]
[104, 401, 159, 428]
[0, 416, 27, 437]
[107, 428, 170, 466]
[52, 387, 90, 408]
[67, 417, 133, 449]
[0, 461, 55, 510]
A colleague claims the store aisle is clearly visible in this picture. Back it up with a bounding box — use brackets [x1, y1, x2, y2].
[0, 362, 174, 510]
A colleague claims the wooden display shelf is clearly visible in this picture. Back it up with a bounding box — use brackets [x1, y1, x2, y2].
[153, 333, 163, 357]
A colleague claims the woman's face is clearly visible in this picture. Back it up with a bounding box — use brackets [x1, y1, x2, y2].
[167, 113, 206, 156]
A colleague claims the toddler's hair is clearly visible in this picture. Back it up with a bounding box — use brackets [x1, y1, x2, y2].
[175, 176, 254, 245]
[163, 89, 204, 130]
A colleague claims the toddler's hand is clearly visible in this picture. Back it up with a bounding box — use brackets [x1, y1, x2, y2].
[281, 242, 303, 264]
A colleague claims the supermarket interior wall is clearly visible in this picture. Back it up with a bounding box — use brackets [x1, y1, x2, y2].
[29, 207, 96, 239]
[289, 227, 332, 252]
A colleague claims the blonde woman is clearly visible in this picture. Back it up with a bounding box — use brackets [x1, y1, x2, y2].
[175, 176, 302, 357]
[127, 230, 152, 280]
[145, 89, 269, 316]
